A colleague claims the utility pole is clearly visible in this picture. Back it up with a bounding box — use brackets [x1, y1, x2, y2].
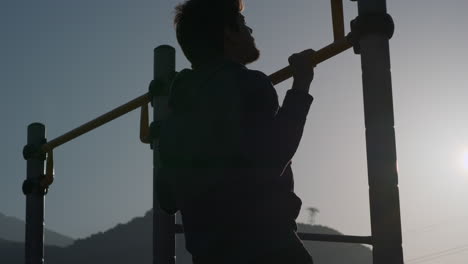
[353, 0, 404, 263]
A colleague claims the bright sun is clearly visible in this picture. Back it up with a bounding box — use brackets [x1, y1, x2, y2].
[463, 151, 468, 170]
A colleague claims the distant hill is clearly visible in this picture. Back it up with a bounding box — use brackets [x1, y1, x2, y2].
[0, 209, 372, 264]
[0, 237, 64, 264]
[0, 212, 74, 247]
[297, 223, 372, 264]
[0, 238, 23, 264]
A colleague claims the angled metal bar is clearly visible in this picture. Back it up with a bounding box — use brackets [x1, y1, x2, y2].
[331, 0, 345, 41]
[269, 36, 352, 85]
[42, 93, 151, 153]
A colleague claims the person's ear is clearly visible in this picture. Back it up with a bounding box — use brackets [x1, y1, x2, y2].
[224, 26, 238, 44]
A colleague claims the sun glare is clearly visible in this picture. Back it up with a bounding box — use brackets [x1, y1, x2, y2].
[463, 151, 468, 171]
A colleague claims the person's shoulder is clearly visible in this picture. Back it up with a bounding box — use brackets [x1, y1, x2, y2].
[235, 68, 273, 90]
[235, 68, 279, 109]
[239, 68, 270, 82]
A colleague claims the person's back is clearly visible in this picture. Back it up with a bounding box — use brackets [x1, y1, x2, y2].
[157, 0, 316, 263]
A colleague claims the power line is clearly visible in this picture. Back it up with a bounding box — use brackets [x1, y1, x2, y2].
[403, 214, 468, 235]
[406, 244, 468, 263]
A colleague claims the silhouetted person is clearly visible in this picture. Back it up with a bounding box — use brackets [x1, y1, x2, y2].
[157, 0, 315, 263]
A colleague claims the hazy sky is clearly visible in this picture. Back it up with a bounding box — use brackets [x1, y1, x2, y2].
[2, 0, 468, 263]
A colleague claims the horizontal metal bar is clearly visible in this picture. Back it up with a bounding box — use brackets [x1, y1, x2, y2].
[175, 224, 372, 245]
[42, 93, 151, 152]
[268, 36, 352, 85]
[297, 232, 373, 245]
[331, 0, 345, 41]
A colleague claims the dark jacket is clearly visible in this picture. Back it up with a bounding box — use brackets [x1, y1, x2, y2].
[157, 58, 313, 257]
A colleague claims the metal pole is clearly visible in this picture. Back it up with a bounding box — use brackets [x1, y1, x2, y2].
[356, 0, 404, 263]
[23, 123, 46, 264]
[153, 45, 176, 264]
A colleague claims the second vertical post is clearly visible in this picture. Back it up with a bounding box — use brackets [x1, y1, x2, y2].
[153, 45, 176, 264]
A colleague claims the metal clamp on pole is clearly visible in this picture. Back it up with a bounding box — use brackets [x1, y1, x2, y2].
[350, 13, 395, 54]
[149, 79, 171, 105]
[141, 78, 175, 146]
[23, 149, 54, 196]
[23, 140, 47, 161]
[23, 138, 48, 196]
[22, 178, 47, 196]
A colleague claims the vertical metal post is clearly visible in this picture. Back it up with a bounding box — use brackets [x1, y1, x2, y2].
[153, 45, 176, 264]
[331, 0, 345, 41]
[23, 123, 46, 264]
[356, 0, 404, 263]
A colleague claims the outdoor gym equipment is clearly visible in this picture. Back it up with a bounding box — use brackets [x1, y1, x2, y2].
[22, 0, 403, 263]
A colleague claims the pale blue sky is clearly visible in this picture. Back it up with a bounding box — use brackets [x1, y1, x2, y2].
[2, 0, 468, 263]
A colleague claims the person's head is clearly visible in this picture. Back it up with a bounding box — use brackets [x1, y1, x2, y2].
[174, 0, 260, 69]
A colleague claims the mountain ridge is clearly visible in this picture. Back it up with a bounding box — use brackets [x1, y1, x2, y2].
[0, 211, 74, 247]
[1, 209, 372, 264]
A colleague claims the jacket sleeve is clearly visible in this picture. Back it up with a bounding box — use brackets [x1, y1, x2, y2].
[233, 70, 313, 179]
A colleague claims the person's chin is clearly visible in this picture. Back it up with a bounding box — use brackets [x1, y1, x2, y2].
[244, 48, 260, 65]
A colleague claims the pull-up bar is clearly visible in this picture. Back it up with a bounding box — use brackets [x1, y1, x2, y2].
[270, 37, 351, 85]
[41, 40, 352, 154]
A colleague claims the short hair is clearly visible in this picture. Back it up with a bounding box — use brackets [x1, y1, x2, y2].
[174, 0, 245, 68]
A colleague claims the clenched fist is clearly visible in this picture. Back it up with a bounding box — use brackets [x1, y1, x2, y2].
[288, 49, 317, 88]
